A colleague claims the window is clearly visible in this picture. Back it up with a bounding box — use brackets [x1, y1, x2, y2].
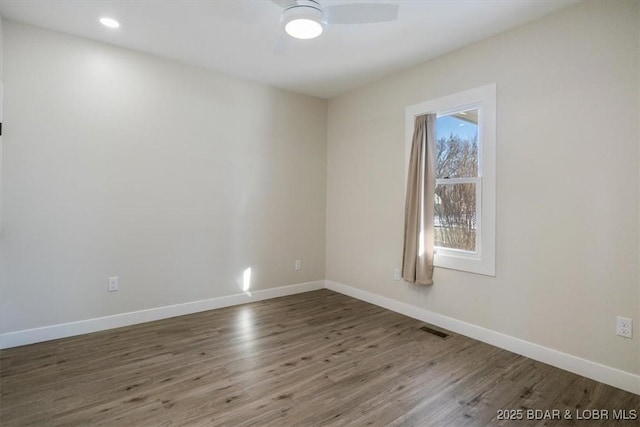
[405, 84, 496, 276]
[435, 108, 479, 252]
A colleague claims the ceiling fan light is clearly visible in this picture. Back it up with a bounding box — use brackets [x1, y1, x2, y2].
[281, 3, 325, 40]
[285, 18, 323, 39]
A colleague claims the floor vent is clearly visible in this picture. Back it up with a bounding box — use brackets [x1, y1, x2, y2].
[419, 325, 450, 339]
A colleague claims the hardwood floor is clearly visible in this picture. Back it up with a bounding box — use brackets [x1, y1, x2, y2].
[0, 290, 637, 426]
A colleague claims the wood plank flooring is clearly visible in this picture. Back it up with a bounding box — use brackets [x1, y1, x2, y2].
[0, 290, 638, 426]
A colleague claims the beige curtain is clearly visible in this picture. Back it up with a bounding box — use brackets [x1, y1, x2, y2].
[402, 114, 436, 285]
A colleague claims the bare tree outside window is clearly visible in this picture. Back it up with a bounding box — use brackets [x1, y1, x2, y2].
[434, 110, 478, 252]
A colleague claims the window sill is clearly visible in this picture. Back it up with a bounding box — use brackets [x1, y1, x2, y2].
[434, 249, 495, 276]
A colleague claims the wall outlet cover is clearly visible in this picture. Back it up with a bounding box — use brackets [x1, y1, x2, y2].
[616, 317, 632, 338]
[108, 276, 119, 292]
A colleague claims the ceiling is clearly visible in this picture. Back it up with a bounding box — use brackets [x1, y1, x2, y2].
[0, 0, 582, 98]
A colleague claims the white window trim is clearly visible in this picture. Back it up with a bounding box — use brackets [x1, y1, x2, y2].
[405, 83, 496, 276]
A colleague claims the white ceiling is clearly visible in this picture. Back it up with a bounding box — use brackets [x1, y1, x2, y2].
[0, 0, 582, 98]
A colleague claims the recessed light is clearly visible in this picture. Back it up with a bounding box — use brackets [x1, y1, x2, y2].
[99, 17, 120, 29]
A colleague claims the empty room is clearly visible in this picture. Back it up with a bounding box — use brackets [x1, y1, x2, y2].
[0, 0, 639, 425]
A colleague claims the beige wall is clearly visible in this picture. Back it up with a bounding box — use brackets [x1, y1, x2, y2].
[0, 21, 327, 333]
[1, 16, 4, 232]
[327, 0, 640, 375]
[0, 16, 3, 81]
[637, 1, 640, 377]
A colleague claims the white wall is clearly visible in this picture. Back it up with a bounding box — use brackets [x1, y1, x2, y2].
[327, 0, 640, 376]
[0, 21, 327, 334]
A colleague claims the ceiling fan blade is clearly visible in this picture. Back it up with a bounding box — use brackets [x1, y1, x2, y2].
[326, 3, 399, 25]
[270, 0, 294, 8]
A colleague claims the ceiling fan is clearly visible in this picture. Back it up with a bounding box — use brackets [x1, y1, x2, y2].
[270, 0, 399, 49]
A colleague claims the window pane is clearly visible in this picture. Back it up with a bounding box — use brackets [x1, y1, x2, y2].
[435, 183, 476, 251]
[436, 109, 478, 179]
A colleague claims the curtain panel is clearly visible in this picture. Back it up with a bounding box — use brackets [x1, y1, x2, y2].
[402, 114, 436, 285]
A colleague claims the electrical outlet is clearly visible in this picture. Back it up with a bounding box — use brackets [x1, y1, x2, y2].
[294, 260, 301, 271]
[616, 316, 632, 338]
[108, 276, 119, 292]
[393, 268, 401, 281]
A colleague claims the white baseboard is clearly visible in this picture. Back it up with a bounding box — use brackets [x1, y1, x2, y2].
[2, 278, 638, 396]
[324, 280, 640, 396]
[0, 280, 324, 350]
